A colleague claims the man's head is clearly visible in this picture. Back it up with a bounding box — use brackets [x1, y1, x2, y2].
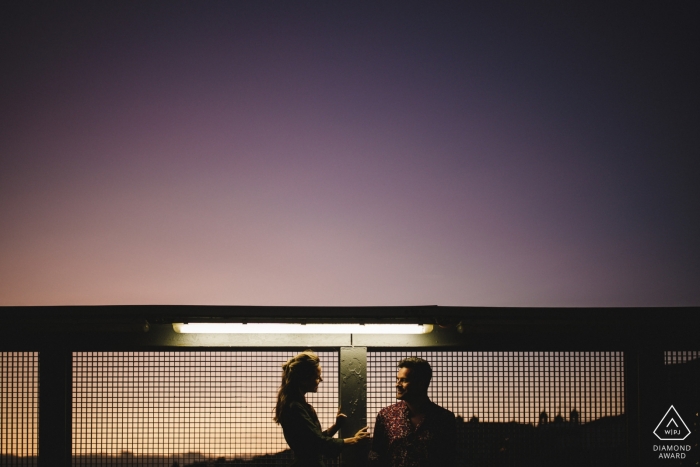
[395, 357, 432, 401]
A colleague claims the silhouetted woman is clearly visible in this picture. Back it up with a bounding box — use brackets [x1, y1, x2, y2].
[275, 350, 368, 467]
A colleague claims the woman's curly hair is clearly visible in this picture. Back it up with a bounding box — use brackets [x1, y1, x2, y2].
[274, 350, 320, 424]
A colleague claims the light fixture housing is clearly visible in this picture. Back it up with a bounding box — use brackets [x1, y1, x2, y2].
[172, 322, 433, 334]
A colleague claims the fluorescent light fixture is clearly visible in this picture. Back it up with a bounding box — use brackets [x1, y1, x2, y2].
[172, 323, 432, 334]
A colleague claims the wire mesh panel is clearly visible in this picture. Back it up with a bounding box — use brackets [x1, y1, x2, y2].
[663, 350, 699, 465]
[0, 352, 38, 467]
[664, 351, 700, 365]
[72, 351, 339, 467]
[367, 351, 626, 467]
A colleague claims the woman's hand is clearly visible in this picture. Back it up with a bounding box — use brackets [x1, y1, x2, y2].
[324, 408, 347, 437]
[353, 426, 369, 441]
[344, 426, 369, 444]
[335, 407, 347, 427]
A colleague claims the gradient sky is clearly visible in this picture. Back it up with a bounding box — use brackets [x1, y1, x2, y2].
[1, 2, 698, 306]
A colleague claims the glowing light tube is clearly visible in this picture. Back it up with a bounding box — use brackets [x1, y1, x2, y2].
[172, 323, 432, 334]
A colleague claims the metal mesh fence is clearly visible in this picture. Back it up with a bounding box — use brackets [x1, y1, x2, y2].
[0, 352, 38, 467]
[367, 351, 626, 467]
[664, 351, 700, 365]
[72, 351, 339, 467]
[0, 349, 638, 466]
[663, 350, 699, 465]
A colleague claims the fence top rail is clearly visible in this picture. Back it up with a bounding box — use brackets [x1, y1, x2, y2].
[1, 303, 698, 322]
[1, 305, 698, 350]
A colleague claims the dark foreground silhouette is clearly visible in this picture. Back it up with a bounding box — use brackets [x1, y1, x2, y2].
[6, 414, 623, 467]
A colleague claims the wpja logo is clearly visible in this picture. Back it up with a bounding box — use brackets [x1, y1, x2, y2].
[654, 406, 691, 441]
[653, 405, 692, 460]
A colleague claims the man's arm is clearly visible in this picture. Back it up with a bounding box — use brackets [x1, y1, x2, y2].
[368, 413, 389, 467]
[445, 412, 457, 464]
[434, 410, 457, 466]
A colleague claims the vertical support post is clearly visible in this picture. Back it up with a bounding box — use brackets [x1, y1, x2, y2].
[630, 347, 667, 467]
[38, 348, 72, 467]
[339, 346, 367, 467]
[625, 349, 640, 467]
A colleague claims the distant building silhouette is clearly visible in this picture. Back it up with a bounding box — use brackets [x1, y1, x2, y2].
[570, 409, 580, 425]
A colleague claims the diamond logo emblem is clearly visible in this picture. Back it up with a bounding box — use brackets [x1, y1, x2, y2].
[654, 405, 691, 441]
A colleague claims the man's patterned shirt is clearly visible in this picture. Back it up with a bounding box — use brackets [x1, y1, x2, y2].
[368, 400, 456, 467]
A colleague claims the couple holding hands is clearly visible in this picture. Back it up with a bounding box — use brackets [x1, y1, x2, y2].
[274, 351, 456, 467]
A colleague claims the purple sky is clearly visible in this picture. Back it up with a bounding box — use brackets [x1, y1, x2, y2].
[1, 2, 698, 307]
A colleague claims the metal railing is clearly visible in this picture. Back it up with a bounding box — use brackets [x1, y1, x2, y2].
[1, 305, 698, 466]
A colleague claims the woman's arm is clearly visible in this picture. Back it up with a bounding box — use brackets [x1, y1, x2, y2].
[322, 408, 369, 444]
[282, 402, 346, 457]
[322, 408, 347, 437]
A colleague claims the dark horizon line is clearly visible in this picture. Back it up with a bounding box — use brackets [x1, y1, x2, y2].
[5, 413, 626, 460]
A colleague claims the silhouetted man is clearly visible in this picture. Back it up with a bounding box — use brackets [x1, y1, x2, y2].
[369, 357, 456, 467]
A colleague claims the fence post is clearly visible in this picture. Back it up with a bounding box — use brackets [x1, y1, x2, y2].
[339, 346, 368, 467]
[633, 347, 667, 466]
[38, 348, 72, 467]
[625, 349, 640, 467]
